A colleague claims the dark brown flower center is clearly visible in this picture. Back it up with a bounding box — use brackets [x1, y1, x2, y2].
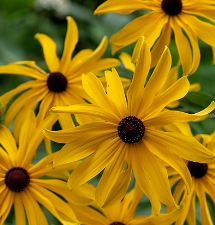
[47, 72, 68, 92]
[118, 116, 145, 143]
[5, 167, 30, 192]
[110, 223, 125, 225]
[161, 0, 182, 15]
[187, 161, 208, 178]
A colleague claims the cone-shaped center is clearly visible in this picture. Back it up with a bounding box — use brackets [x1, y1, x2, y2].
[187, 161, 208, 178]
[118, 116, 145, 143]
[162, 0, 182, 15]
[5, 167, 30, 192]
[110, 222, 125, 225]
[47, 72, 68, 92]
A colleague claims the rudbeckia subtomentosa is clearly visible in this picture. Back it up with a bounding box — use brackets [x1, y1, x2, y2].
[0, 16, 119, 133]
[0, 111, 94, 225]
[44, 38, 215, 215]
[165, 122, 215, 225]
[94, 0, 215, 74]
[119, 52, 201, 108]
[69, 185, 184, 225]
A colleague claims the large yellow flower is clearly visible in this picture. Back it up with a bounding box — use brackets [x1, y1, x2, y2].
[165, 122, 215, 225]
[0, 16, 119, 133]
[0, 111, 94, 225]
[94, 0, 215, 74]
[44, 38, 215, 215]
[69, 185, 184, 225]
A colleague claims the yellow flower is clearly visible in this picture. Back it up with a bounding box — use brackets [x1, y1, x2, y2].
[120, 52, 201, 108]
[94, 0, 215, 74]
[69, 184, 183, 225]
[44, 38, 215, 215]
[165, 122, 215, 225]
[0, 16, 119, 132]
[0, 111, 94, 225]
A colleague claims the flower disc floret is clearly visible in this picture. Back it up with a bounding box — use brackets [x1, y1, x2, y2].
[118, 116, 145, 143]
[47, 72, 68, 93]
[110, 222, 125, 225]
[187, 161, 208, 178]
[161, 0, 182, 15]
[5, 167, 30, 192]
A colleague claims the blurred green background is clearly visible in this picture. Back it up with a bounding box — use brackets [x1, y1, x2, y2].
[0, 0, 215, 224]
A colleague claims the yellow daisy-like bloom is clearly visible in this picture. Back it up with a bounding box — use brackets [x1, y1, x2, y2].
[94, 0, 215, 74]
[44, 38, 215, 214]
[119, 52, 201, 108]
[165, 123, 215, 225]
[0, 16, 119, 133]
[0, 111, 94, 225]
[69, 185, 184, 225]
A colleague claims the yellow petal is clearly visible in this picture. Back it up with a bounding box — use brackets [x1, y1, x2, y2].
[138, 46, 172, 117]
[67, 138, 122, 190]
[30, 184, 78, 223]
[171, 16, 192, 75]
[131, 143, 161, 215]
[94, 0, 155, 15]
[151, 23, 172, 68]
[70, 204, 107, 225]
[82, 73, 120, 118]
[182, 14, 215, 48]
[196, 181, 214, 225]
[50, 104, 120, 124]
[4, 85, 48, 127]
[17, 111, 36, 165]
[95, 143, 126, 206]
[35, 33, 60, 72]
[110, 11, 167, 54]
[14, 194, 26, 225]
[102, 164, 132, 208]
[105, 68, 127, 118]
[189, 83, 201, 92]
[22, 114, 58, 167]
[146, 129, 215, 163]
[144, 76, 190, 118]
[144, 135, 191, 193]
[141, 143, 178, 207]
[59, 16, 78, 74]
[119, 52, 135, 72]
[0, 64, 46, 79]
[127, 37, 150, 116]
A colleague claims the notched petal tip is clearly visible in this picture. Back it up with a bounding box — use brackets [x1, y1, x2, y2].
[131, 36, 146, 63]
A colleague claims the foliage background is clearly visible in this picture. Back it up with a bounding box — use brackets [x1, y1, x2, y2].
[0, 0, 215, 224]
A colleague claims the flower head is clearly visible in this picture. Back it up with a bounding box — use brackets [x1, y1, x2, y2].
[69, 184, 184, 225]
[165, 122, 215, 225]
[0, 16, 119, 133]
[0, 111, 94, 225]
[44, 38, 215, 214]
[95, 0, 215, 74]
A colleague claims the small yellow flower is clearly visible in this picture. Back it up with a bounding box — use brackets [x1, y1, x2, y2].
[95, 0, 215, 74]
[165, 122, 215, 225]
[44, 38, 215, 214]
[0, 111, 94, 225]
[69, 185, 184, 225]
[0, 16, 119, 132]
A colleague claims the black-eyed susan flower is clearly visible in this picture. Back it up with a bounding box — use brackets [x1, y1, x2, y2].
[44, 38, 215, 215]
[119, 52, 201, 108]
[165, 122, 215, 225]
[0, 111, 94, 225]
[69, 184, 183, 225]
[94, 0, 215, 74]
[0, 16, 119, 132]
